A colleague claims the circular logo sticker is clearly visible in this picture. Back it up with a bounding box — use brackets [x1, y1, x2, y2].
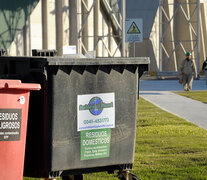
[89, 97, 103, 116]
[19, 96, 25, 105]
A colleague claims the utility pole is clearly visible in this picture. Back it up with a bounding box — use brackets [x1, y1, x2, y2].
[121, 0, 126, 57]
[42, 0, 48, 49]
[56, 0, 63, 56]
[197, 0, 200, 79]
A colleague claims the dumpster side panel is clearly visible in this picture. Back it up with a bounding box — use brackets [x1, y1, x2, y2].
[0, 89, 30, 180]
[24, 75, 47, 177]
[49, 65, 138, 171]
[0, 57, 47, 177]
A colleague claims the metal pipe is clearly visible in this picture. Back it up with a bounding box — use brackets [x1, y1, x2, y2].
[94, 0, 100, 56]
[121, 0, 126, 57]
[82, 0, 88, 54]
[42, 0, 48, 49]
[197, 0, 200, 78]
[23, 22, 28, 56]
[69, 0, 76, 46]
[56, 0, 63, 56]
[159, 0, 163, 72]
[76, 0, 81, 54]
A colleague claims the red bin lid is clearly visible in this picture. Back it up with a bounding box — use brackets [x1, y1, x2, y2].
[0, 80, 41, 91]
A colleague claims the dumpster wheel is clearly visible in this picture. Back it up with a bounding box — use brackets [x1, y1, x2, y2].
[62, 174, 83, 180]
[118, 170, 139, 180]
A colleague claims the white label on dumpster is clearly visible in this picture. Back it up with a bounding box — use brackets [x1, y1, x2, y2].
[19, 96, 25, 105]
[0, 109, 22, 141]
[81, 128, 111, 160]
[77, 93, 115, 131]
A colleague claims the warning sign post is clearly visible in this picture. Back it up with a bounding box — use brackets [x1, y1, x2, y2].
[125, 19, 143, 43]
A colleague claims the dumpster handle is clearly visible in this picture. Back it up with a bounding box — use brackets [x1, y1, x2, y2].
[0, 80, 41, 90]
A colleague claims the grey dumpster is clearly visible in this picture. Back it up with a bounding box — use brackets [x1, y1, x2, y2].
[0, 56, 149, 179]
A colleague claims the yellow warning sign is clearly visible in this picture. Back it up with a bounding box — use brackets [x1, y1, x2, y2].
[127, 22, 141, 34]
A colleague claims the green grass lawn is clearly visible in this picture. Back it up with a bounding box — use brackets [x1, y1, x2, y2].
[24, 93, 207, 180]
[24, 178, 45, 180]
[133, 97, 207, 179]
[174, 91, 207, 103]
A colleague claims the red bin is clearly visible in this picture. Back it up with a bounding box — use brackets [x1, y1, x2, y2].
[0, 80, 41, 180]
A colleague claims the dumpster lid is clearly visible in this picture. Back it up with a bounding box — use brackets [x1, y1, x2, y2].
[0, 80, 41, 90]
[47, 57, 150, 66]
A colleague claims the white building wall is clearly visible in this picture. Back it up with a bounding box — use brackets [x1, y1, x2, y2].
[48, 0, 56, 50]
[8, 31, 24, 56]
[63, 0, 70, 47]
[6, 0, 207, 72]
[30, 2, 42, 52]
[8, 2, 42, 56]
[149, 8, 159, 73]
[7, 0, 121, 57]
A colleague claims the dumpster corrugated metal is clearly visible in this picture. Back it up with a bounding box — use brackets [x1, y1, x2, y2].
[0, 56, 149, 178]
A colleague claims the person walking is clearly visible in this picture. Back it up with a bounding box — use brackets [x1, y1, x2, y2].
[179, 52, 197, 91]
[202, 56, 207, 85]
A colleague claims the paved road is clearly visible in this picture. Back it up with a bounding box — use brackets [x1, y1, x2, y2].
[139, 78, 207, 91]
[139, 77, 207, 130]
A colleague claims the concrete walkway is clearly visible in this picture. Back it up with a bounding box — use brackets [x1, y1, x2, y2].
[139, 77, 207, 130]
